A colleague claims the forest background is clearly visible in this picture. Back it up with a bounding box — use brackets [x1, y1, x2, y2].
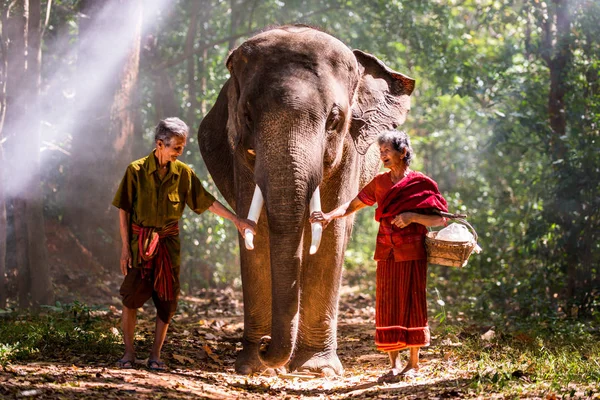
[0, 0, 599, 398]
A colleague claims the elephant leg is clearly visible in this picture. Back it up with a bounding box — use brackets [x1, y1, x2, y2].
[232, 159, 275, 375]
[235, 220, 274, 375]
[288, 219, 347, 376]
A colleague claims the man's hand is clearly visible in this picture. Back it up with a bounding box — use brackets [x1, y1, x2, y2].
[235, 218, 257, 238]
[309, 211, 332, 228]
[391, 212, 415, 229]
[120, 246, 132, 276]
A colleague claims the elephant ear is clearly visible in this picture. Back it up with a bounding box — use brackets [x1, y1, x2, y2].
[198, 78, 237, 207]
[349, 50, 415, 155]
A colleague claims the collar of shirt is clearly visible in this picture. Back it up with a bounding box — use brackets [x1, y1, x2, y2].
[145, 149, 181, 177]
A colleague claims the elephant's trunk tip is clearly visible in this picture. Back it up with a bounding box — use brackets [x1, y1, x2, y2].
[257, 335, 293, 368]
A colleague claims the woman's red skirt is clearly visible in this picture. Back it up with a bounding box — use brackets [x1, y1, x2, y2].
[375, 257, 430, 352]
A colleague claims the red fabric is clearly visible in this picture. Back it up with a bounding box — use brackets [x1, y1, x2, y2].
[375, 257, 430, 351]
[358, 171, 448, 261]
[375, 171, 448, 222]
[131, 222, 179, 301]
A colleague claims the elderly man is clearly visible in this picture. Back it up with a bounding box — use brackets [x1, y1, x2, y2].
[113, 117, 255, 371]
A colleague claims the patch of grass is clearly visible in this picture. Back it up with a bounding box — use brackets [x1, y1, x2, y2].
[0, 302, 121, 367]
[442, 319, 600, 398]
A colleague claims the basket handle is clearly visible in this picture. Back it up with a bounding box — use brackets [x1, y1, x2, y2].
[438, 211, 468, 219]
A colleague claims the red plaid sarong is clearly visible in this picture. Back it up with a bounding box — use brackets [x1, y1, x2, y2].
[375, 257, 430, 351]
[131, 222, 179, 301]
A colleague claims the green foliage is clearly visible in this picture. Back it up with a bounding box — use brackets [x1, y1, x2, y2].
[0, 302, 120, 367]
[429, 318, 600, 396]
[468, 324, 600, 394]
[27, 0, 599, 319]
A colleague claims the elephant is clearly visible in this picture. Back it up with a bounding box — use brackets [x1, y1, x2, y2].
[198, 25, 414, 376]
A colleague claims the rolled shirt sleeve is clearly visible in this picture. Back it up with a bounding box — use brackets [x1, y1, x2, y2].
[187, 169, 216, 214]
[112, 165, 136, 212]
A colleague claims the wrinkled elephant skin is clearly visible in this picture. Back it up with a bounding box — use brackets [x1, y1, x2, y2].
[198, 26, 414, 376]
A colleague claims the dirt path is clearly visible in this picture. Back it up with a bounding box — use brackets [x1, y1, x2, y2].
[0, 288, 479, 399]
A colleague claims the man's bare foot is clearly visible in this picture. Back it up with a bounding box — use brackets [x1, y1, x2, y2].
[116, 352, 135, 369]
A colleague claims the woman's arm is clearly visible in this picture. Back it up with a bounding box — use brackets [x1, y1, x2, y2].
[391, 212, 445, 229]
[309, 196, 368, 228]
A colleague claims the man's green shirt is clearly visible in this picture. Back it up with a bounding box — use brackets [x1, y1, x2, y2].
[112, 150, 216, 269]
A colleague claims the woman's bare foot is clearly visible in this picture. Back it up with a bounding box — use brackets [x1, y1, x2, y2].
[399, 362, 420, 375]
[377, 368, 403, 383]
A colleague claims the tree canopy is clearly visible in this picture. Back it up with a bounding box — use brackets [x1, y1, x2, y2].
[0, 0, 598, 323]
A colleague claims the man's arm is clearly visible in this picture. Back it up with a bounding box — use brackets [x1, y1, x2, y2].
[208, 200, 256, 237]
[119, 209, 132, 275]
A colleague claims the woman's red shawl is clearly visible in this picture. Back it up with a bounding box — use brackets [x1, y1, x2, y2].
[369, 171, 448, 261]
[375, 171, 448, 222]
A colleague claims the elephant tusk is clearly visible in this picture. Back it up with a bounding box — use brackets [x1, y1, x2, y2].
[309, 187, 322, 255]
[245, 185, 264, 250]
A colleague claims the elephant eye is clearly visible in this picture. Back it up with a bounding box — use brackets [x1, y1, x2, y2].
[244, 111, 252, 130]
[243, 101, 253, 130]
[326, 106, 343, 132]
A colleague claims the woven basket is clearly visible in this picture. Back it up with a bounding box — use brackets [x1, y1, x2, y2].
[425, 218, 478, 268]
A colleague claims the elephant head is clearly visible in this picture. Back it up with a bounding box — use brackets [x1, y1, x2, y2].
[199, 26, 414, 373]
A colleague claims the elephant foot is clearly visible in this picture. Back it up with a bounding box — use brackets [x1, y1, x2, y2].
[235, 342, 283, 376]
[288, 349, 344, 377]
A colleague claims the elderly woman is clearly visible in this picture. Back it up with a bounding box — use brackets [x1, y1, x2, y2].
[310, 130, 447, 381]
[113, 117, 255, 371]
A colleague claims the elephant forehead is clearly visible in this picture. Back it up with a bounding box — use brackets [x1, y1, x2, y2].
[238, 27, 357, 72]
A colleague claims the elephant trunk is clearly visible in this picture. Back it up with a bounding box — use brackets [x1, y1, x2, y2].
[257, 211, 303, 368]
[254, 129, 323, 369]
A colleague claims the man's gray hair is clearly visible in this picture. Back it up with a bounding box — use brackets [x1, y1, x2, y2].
[377, 130, 413, 166]
[154, 117, 189, 146]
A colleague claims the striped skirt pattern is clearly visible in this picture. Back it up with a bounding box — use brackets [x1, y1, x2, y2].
[375, 257, 430, 352]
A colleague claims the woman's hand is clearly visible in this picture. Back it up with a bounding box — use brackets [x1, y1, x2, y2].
[235, 217, 257, 238]
[120, 245, 132, 276]
[391, 212, 415, 229]
[309, 211, 332, 228]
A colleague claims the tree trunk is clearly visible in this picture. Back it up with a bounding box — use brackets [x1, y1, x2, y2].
[1, 0, 54, 307]
[0, 3, 9, 308]
[24, 0, 53, 306]
[199, 46, 208, 116]
[0, 141, 6, 308]
[539, 0, 586, 302]
[197, 4, 213, 117]
[547, 1, 577, 300]
[547, 0, 569, 161]
[13, 199, 30, 307]
[65, 0, 143, 270]
[229, 0, 245, 50]
[144, 35, 178, 123]
[3, 1, 31, 307]
[185, 1, 201, 125]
